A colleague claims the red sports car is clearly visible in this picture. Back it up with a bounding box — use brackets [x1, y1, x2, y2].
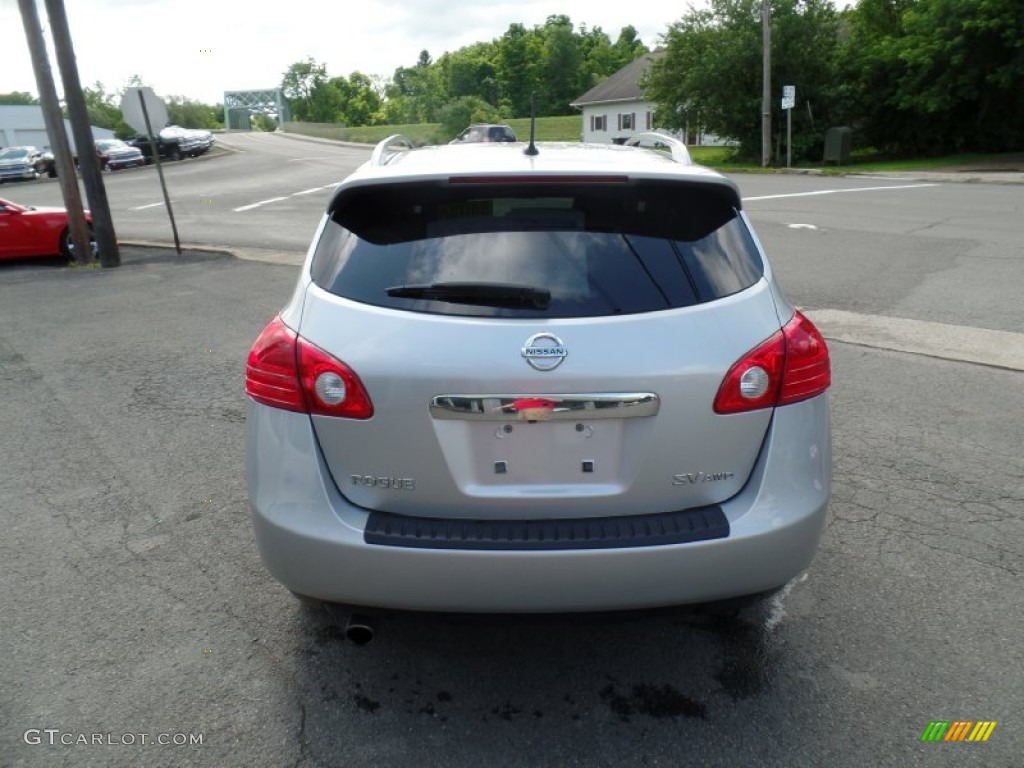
[0, 197, 96, 260]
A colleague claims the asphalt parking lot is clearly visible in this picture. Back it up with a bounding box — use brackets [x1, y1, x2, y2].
[1, 239, 1021, 768]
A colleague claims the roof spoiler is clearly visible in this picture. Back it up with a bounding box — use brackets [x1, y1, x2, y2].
[623, 132, 691, 164]
[370, 134, 414, 166]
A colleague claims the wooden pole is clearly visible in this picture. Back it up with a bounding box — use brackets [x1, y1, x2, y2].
[761, 0, 772, 168]
[44, 0, 120, 267]
[17, 0, 92, 263]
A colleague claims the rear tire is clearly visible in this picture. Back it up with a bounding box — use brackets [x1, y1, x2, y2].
[60, 225, 97, 261]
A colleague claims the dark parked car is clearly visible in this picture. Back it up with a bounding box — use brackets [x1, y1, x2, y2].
[90, 139, 145, 171]
[0, 146, 56, 182]
[126, 125, 214, 162]
[449, 123, 518, 143]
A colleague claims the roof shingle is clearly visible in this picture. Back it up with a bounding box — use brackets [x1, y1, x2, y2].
[571, 52, 665, 107]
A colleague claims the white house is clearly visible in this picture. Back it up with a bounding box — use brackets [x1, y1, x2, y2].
[0, 104, 113, 151]
[571, 52, 731, 146]
[571, 53, 664, 145]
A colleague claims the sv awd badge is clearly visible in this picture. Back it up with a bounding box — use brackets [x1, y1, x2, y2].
[521, 333, 567, 371]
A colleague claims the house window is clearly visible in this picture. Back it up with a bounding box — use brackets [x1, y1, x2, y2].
[590, 114, 607, 132]
[620, 113, 635, 131]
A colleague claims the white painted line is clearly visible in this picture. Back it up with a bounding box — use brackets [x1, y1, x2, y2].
[806, 309, 1024, 372]
[744, 183, 938, 202]
[128, 202, 168, 211]
[787, 223, 818, 230]
[233, 196, 287, 212]
[292, 187, 325, 196]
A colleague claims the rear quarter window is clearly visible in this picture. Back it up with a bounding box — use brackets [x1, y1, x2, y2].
[310, 180, 763, 318]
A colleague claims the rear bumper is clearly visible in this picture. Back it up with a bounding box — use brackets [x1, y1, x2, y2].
[246, 397, 830, 612]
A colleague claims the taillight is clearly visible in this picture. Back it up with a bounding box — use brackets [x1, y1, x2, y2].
[714, 311, 830, 414]
[246, 318, 304, 411]
[245, 316, 374, 419]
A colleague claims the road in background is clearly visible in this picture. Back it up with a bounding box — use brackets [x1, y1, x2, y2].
[5, 132, 368, 255]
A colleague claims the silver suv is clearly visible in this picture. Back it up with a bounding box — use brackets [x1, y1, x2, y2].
[245, 132, 832, 615]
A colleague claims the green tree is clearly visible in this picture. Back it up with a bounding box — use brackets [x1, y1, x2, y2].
[438, 96, 501, 138]
[166, 96, 222, 129]
[439, 43, 500, 106]
[612, 25, 650, 69]
[78, 82, 134, 137]
[281, 58, 328, 121]
[0, 92, 38, 105]
[578, 26, 618, 90]
[645, 0, 840, 162]
[388, 51, 443, 123]
[539, 15, 583, 114]
[340, 72, 385, 126]
[837, 0, 1024, 154]
[497, 23, 541, 117]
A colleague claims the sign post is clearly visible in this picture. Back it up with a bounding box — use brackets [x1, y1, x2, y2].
[120, 87, 181, 255]
[781, 85, 795, 168]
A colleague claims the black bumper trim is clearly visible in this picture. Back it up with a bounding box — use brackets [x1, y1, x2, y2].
[364, 505, 729, 551]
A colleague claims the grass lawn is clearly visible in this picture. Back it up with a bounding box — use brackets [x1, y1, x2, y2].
[281, 121, 1022, 174]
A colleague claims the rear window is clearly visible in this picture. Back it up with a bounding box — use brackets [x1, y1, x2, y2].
[310, 180, 763, 318]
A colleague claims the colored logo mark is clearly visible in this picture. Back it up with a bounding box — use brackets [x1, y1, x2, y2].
[921, 721, 997, 742]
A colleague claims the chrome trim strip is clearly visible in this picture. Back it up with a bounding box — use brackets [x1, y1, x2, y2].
[429, 393, 660, 421]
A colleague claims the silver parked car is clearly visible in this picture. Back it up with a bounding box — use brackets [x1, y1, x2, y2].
[245, 132, 832, 616]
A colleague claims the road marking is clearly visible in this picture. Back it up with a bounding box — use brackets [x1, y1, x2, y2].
[128, 202, 168, 211]
[744, 183, 938, 202]
[806, 309, 1024, 372]
[787, 223, 818, 229]
[233, 185, 335, 211]
[233, 196, 288, 212]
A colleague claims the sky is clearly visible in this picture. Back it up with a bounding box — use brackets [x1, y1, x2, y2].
[0, 0, 688, 106]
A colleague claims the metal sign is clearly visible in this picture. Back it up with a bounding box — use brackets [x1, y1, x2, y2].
[781, 85, 796, 110]
[119, 87, 168, 135]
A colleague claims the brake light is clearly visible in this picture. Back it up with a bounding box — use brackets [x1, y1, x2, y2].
[245, 316, 374, 419]
[449, 174, 628, 184]
[713, 311, 830, 414]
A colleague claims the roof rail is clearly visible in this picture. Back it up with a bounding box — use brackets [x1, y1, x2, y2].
[623, 132, 692, 164]
[370, 134, 414, 166]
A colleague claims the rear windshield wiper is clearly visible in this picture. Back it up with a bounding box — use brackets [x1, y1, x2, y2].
[386, 282, 551, 309]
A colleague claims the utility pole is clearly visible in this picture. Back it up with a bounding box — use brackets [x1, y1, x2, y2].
[44, 0, 120, 267]
[17, 0, 92, 264]
[761, 0, 772, 168]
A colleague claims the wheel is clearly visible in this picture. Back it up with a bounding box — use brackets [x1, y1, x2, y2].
[59, 225, 98, 261]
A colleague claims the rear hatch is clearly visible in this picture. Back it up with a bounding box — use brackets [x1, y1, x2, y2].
[299, 177, 781, 520]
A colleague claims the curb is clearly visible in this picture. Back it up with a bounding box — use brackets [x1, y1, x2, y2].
[118, 239, 304, 266]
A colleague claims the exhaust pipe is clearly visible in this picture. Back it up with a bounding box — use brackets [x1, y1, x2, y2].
[344, 613, 375, 645]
